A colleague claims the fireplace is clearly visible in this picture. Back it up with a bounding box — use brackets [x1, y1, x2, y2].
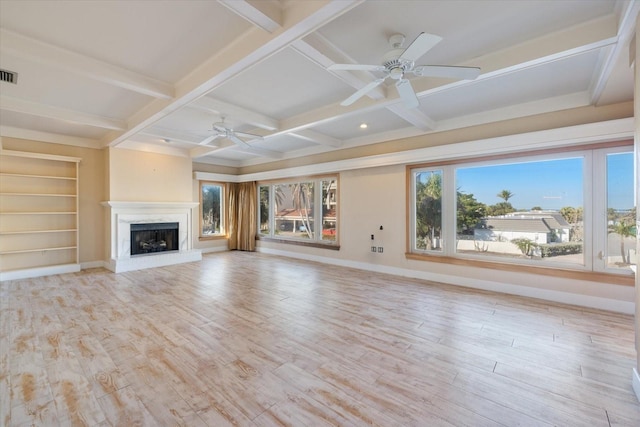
[130, 222, 179, 256]
[102, 201, 201, 273]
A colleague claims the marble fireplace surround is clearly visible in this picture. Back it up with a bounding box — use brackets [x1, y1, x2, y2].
[102, 201, 202, 273]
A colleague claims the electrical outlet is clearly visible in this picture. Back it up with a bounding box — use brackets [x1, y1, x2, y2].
[378, 247, 383, 253]
[371, 246, 377, 252]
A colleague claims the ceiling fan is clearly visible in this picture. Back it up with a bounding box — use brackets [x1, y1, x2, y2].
[205, 115, 264, 148]
[329, 32, 481, 108]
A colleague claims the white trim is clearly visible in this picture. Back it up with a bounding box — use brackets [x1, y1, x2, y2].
[0, 126, 101, 149]
[80, 260, 107, 270]
[221, 118, 635, 182]
[194, 171, 242, 183]
[0, 263, 80, 282]
[0, 148, 81, 163]
[101, 201, 199, 210]
[105, 250, 202, 273]
[256, 246, 635, 314]
[200, 246, 229, 254]
[633, 368, 640, 403]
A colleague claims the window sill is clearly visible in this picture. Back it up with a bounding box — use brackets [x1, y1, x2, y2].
[258, 236, 340, 250]
[199, 235, 227, 241]
[405, 252, 634, 286]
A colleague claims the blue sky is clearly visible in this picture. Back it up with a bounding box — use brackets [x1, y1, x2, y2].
[607, 152, 635, 210]
[456, 153, 634, 211]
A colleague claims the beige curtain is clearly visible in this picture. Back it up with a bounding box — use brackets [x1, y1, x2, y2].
[227, 181, 257, 251]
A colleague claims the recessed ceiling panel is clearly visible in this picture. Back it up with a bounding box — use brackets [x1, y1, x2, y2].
[316, 0, 615, 67]
[418, 49, 601, 121]
[1, 54, 151, 120]
[209, 47, 355, 119]
[0, 0, 251, 83]
[256, 134, 317, 153]
[0, 110, 107, 139]
[311, 107, 411, 141]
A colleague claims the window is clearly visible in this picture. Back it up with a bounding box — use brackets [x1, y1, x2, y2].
[605, 151, 636, 270]
[409, 144, 635, 276]
[259, 176, 339, 246]
[414, 169, 443, 252]
[200, 182, 224, 238]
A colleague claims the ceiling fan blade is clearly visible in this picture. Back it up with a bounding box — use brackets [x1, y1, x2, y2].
[399, 32, 442, 62]
[329, 64, 386, 72]
[199, 134, 223, 146]
[396, 79, 419, 109]
[341, 78, 386, 106]
[228, 134, 250, 148]
[234, 131, 264, 140]
[414, 65, 481, 80]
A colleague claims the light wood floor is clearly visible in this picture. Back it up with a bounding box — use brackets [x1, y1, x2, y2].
[1, 252, 639, 426]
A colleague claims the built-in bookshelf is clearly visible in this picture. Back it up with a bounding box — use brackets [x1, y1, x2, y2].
[0, 150, 81, 280]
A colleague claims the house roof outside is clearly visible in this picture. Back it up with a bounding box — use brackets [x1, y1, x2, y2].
[503, 211, 571, 228]
[477, 210, 573, 234]
[478, 218, 552, 233]
[276, 208, 336, 221]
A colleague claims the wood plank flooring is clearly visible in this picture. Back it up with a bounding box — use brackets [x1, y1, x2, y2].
[1, 251, 639, 426]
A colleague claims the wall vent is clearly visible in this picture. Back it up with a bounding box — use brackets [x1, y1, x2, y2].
[0, 69, 18, 84]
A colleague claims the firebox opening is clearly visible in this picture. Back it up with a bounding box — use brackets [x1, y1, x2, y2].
[130, 222, 179, 256]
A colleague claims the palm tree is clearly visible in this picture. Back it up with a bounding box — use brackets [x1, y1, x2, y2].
[291, 182, 314, 239]
[415, 172, 442, 249]
[497, 189, 514, 202]
[609, 217, 636, 264]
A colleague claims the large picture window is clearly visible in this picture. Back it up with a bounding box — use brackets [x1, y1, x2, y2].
[200, 182, 224, 238]
[409, 144, 635, 277]
[259, 176, 338, 246]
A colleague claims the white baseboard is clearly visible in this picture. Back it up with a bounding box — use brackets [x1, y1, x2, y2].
[200, 246, 229, 254]
[257, 247, 635, 314]
[0, 263, 81, 281]
[633, 368, 640, 403]
[105, 249, 202, 273]
[80, 260, 107, 270]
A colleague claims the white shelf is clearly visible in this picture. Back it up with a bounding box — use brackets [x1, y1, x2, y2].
[0, 229, 77, 235]
[0, 172, 76, 180]
[0, 192, 77, 197]
[0, 246, 77, 255]
[0, 211, 77, 215]
[0, 150, 80, 278]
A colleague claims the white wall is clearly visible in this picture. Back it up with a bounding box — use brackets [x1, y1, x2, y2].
[253, 119, 637, 314]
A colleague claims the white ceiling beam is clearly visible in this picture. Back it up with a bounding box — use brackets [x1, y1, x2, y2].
[288, 129, 342, 147]
[236, 145, 283, 159]
[589, 0, 640, 104]
[103, 0, 364, 148]
[218, 0, 282, 33]
[292, 34, 386, 101]
[190, 145, 222, 159]
[0, 95, 126, 130]
[138, 128, 206, 146]
[385, 104, 436, 131]
[188, 97, 279, 131]
[0, 29, 173, 100]
[190, 138, 282, 159]
[118, 140, 190, 158]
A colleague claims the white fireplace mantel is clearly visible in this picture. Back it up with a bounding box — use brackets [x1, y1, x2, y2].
[102, 201, 202, 273]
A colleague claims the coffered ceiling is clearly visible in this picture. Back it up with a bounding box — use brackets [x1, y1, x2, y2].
[0, 1, 637, 167]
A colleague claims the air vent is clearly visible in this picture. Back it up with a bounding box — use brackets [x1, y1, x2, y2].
[0, 69, 18, 84]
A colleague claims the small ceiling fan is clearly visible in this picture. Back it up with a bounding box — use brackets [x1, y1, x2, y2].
[205, 115, 264, 148]
[329, 32, 481, 108]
